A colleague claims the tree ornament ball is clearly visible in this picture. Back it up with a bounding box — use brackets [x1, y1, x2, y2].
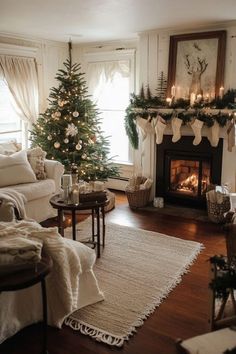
[100, 166, 104, 171]
[55, 111, 61, 117]
[75, 143, 82, 150]
[54, 142, 60, 148]
[58, 100, 64, 107]
[51, 113, 56, 119]
[82, 154, 87, 159]
[47, 135, 52, 141]
[64, 138, 69, 144]
[72, 111, 79, 117]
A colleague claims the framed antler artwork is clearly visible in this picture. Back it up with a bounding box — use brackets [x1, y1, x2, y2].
[167, 30, 226, 102]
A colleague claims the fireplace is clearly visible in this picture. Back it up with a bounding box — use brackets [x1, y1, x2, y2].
[156, 136, 223, 208]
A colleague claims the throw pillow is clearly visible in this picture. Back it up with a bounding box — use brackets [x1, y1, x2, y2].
[27, 147, 47, 180]
[0, 150, 37, 187]
[0, 141, 22, 156]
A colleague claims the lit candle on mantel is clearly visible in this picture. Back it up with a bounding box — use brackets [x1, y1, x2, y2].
[190, 93, 196, 106]
[166, 97, 172, 106]
[171, 85, 176, 97]
[196, 94, 202, 103]
[219, 86, 224, 99]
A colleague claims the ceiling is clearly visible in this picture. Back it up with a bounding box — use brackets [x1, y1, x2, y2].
[1, 0, 236, 44]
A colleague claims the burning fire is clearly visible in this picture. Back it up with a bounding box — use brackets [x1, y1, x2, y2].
[179, 173, 198, 192]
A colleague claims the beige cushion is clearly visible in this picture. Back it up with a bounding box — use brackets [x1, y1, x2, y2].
[0, 150, 37, 187]
[6, 179, 56, 201]
[27, 147, 47, 180]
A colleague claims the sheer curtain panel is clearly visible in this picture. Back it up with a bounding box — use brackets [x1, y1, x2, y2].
[0, 55, 39, 128]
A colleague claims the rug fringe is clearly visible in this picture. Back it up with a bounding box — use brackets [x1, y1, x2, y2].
[64, 317, 126, 347]
[65, 243, 204, 347]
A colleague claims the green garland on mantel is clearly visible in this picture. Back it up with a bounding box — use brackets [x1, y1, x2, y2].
[125, 89, 236, 149]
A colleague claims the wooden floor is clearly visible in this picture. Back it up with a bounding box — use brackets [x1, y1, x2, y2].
[0, 191, 226, 354]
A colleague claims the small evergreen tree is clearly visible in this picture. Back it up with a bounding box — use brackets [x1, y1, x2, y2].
[156, 71, 167, 101]
[30, 54, 119, 181]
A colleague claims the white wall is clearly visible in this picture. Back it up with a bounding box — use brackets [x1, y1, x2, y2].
[137, 23, 236, 193]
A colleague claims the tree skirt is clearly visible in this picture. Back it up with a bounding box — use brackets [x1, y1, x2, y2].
[65, 219, 204, 347]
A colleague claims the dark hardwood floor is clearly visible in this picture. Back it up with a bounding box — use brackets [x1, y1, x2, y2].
[0, 191, 226, 354]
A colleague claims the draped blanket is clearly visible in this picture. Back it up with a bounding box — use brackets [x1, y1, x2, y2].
[0, 220, 104, 343]
[0, 189, 27, 220]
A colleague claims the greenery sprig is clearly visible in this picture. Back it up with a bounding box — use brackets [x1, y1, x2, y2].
[125, 86, 236, 149]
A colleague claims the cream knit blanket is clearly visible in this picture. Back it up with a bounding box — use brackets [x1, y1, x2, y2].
[0, 220, 82, 326]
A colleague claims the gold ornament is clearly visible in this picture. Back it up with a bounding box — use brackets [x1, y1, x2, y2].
[75, 142, 82, 150]
[72, 111, 79, 117]
[55, 111, 61, 117]
[54, 142, 60, 148]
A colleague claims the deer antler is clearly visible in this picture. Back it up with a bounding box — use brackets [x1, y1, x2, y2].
[197, 57, 208, 74]
[184, 54, 193, 75]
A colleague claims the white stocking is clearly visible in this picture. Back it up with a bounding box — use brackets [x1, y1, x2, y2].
[207, 120, 220, 147]
[191, 118, 204, 145]
[227, 119, 236, 152]
[154, 115, 167, 144]
[171, 117, 183, 143]
[136, 116, 153, 140]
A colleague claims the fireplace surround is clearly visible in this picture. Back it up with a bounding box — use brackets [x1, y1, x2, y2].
[156, 135, 223, 208]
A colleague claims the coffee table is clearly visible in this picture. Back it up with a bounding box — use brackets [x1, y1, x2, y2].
[50, 195, 108, 258]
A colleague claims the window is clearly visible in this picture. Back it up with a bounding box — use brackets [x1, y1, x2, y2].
[86, 50, 135, 166]
[0, 79, 25, 145]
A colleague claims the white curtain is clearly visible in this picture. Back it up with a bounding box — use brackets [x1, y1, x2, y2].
[0, 55, 39, 127]
[87, 60, 130, 104]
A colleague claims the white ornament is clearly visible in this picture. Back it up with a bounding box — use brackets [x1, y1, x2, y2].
[73, 111, 79, 117]
[47, 135, 52, 141]
[51, 113, 56, 119]
[64, 138, 69, 144]
[75, 143, 82, 150]
[54, 142, 60, 148]
[82, 154, 87, 159]
[55, 111, 61, 117]
[66, 123, 78, 137]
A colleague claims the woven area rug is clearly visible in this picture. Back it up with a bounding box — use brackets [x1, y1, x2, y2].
[64, 218, 203, 347]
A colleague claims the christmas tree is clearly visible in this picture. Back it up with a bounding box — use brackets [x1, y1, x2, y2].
[30, 46, 119, 181]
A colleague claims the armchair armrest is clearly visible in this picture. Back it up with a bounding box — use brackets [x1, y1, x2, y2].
[44, 159, 64, 193]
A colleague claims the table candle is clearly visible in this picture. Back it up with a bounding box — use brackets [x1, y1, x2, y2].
[190, 93, 196, 106]
[166, 97, 172, 106]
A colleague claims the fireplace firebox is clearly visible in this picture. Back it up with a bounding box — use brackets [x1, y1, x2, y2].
[156, 136, 223, 208]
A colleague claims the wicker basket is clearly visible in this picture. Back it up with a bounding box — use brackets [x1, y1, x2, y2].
[126, 187, 151, 209]
[207, 196, 231, 223]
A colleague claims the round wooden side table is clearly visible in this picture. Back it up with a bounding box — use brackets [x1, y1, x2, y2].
[0, 252, 53, 354]
[50, 195, 109, 258]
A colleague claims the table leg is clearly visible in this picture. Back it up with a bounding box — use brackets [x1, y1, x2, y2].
[102, 206, 105, 247]
[72, 209, 76, 241]
[41, 278, 49, 354]
[92, 208, 95, 242]
[58, 209, 64, 237]
[96, 207, 100, 258]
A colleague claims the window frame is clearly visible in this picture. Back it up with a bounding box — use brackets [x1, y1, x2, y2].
[84, 49, 136, 171]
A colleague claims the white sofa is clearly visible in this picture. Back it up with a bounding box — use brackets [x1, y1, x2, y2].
[0, 143, 64, 223]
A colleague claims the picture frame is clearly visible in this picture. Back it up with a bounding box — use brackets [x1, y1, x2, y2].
[167, 31, 226, 101]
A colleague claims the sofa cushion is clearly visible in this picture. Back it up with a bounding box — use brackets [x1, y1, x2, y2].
[27, 147, 47, 180]
[3, 179, 56, 202]
[0, 150, 37, 187]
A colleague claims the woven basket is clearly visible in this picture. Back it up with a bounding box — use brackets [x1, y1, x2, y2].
[207, 196, 231, 223]
[126, 187, 151, 209]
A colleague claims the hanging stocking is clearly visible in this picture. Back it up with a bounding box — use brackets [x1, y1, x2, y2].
[207, 120, 220, 147]
[154, 115, 167, 144]
[136, 116, 153, 140]
[191, 118, 204, 145]
[171, 116, 183, 143]
[227, 119, 236, 152]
